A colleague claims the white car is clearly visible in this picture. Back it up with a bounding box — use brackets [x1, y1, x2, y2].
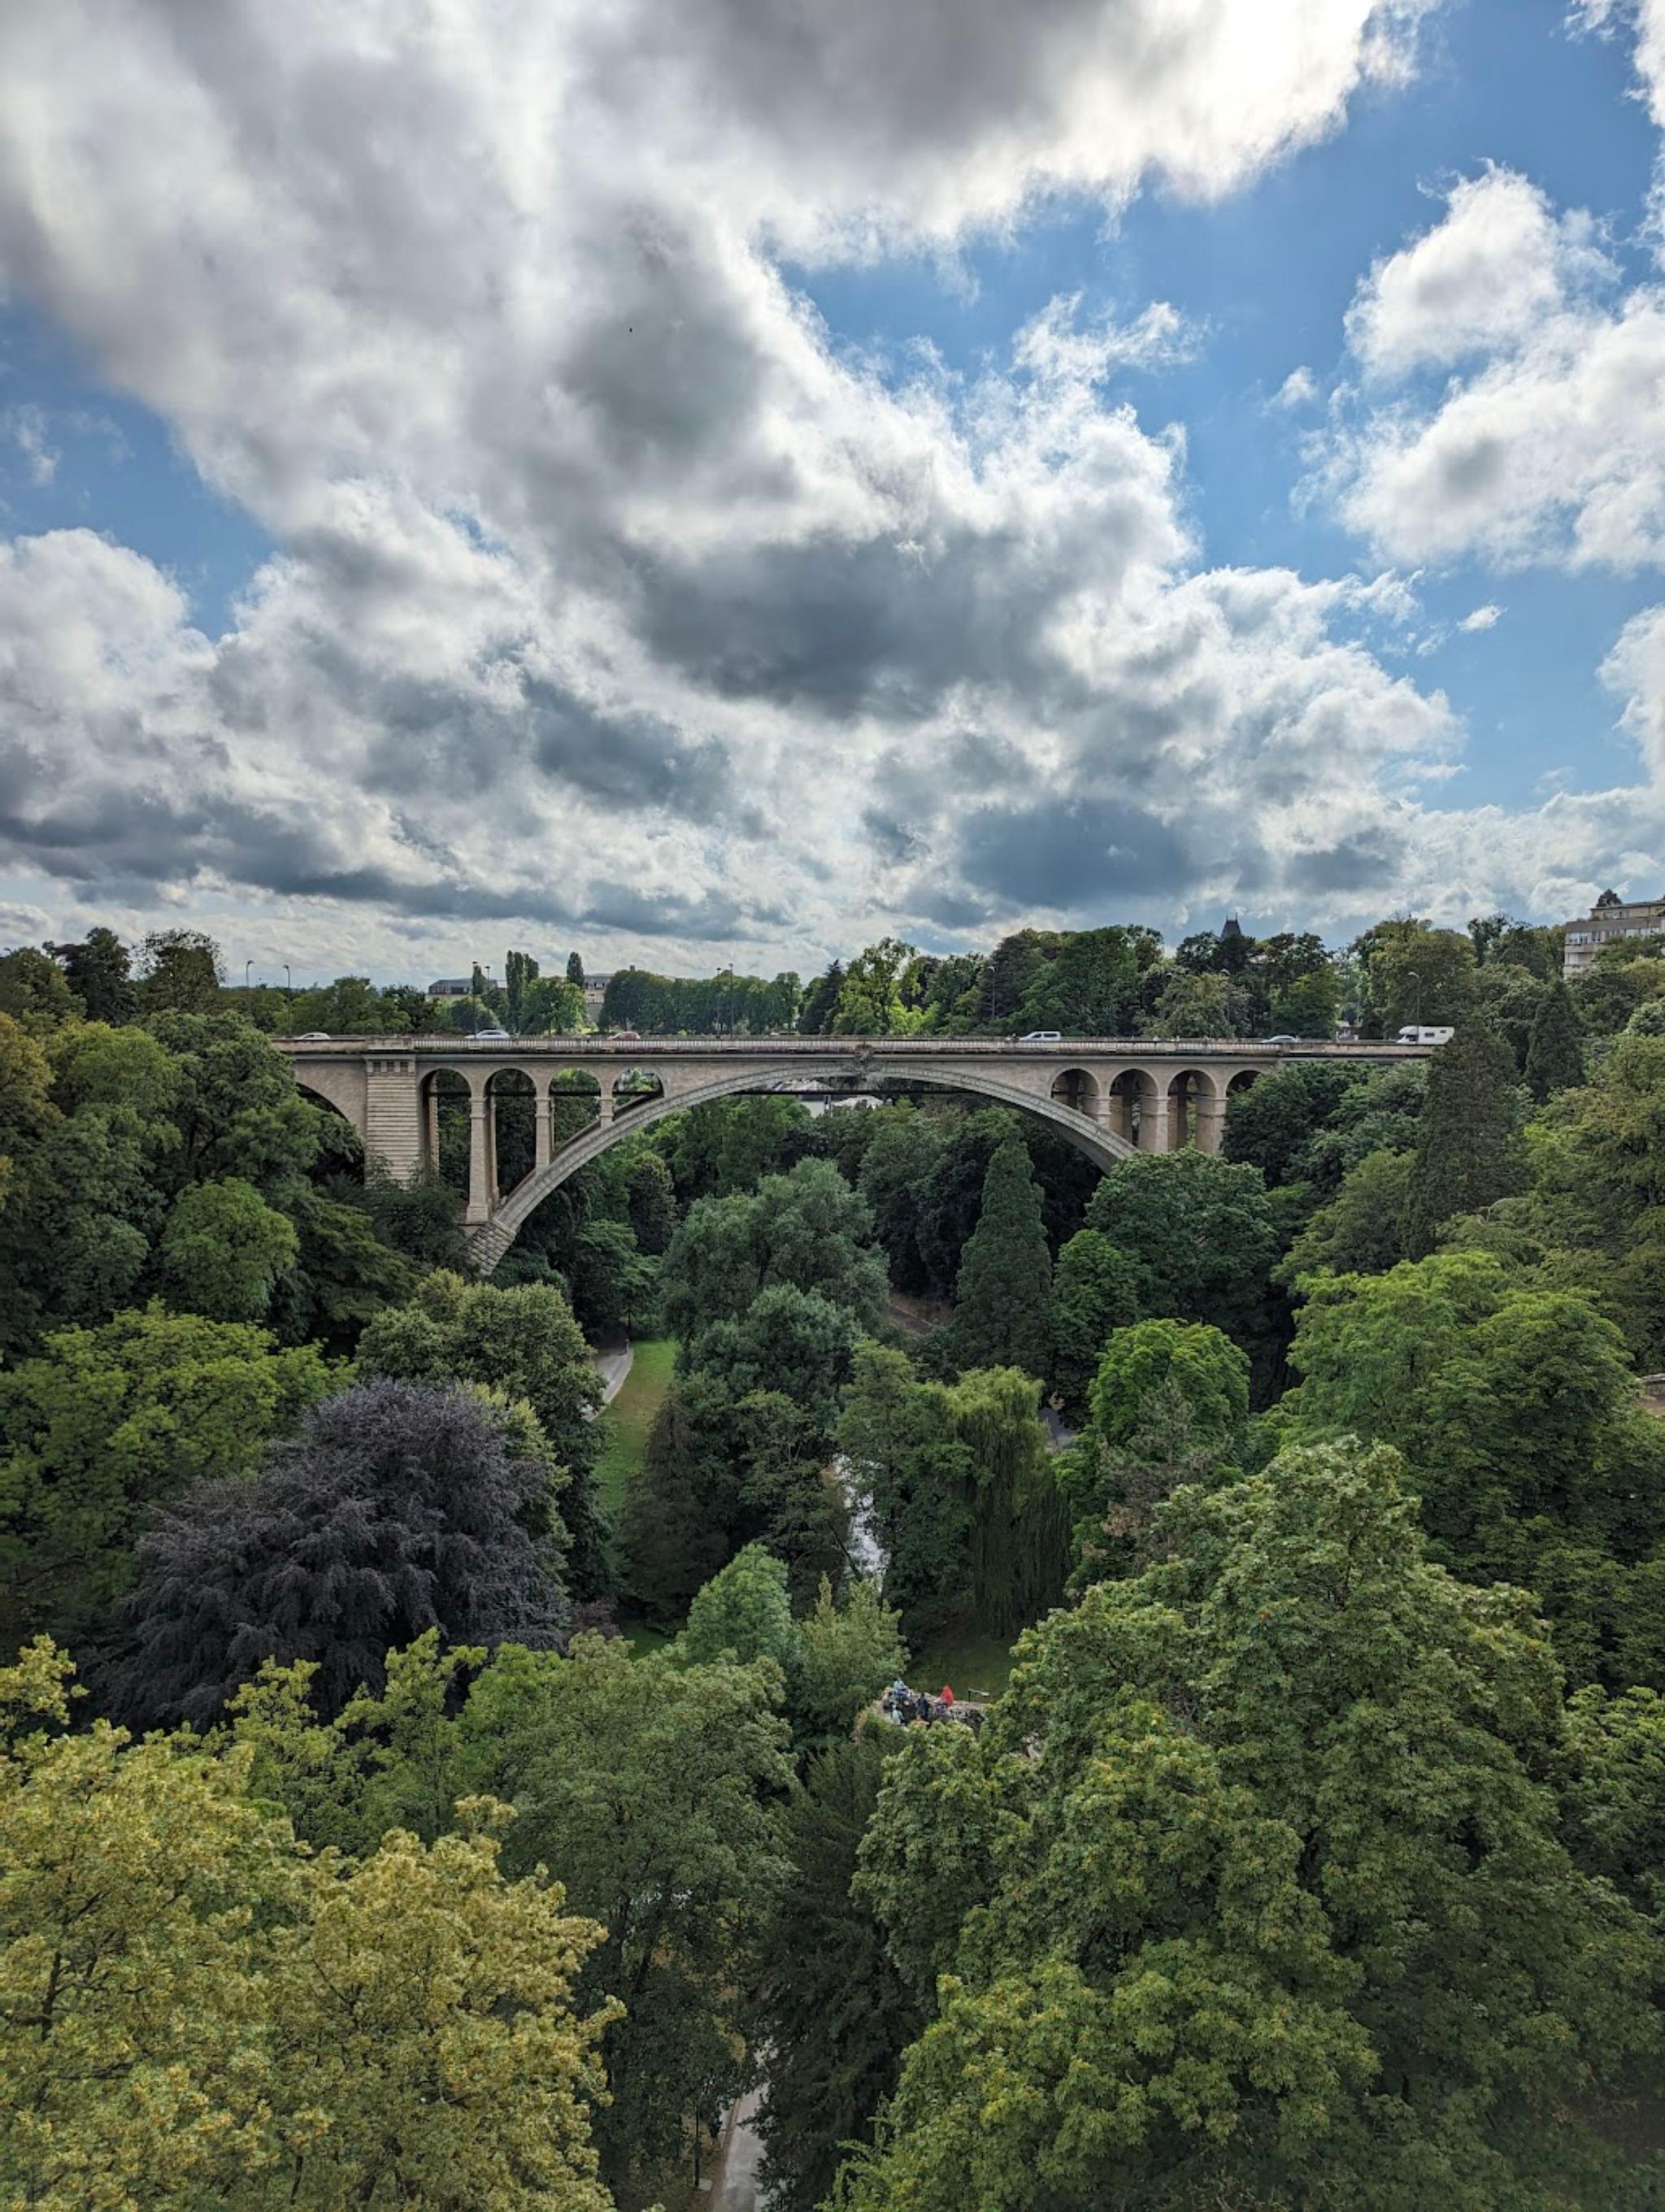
[295, 1030, 332, 1041]
[472, 1026, 511, 1041]
[1018, 1029, 1063, 1043]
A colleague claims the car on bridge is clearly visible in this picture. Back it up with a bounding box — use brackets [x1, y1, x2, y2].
[472, 1026, 511, 1041]
[1018, 1029, 1063, 1042]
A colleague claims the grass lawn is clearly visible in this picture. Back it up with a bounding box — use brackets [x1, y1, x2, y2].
[595, 1337, 676, 1517]
[908, 1627, 1018, 1704]
[616, 1619, 678, 1662]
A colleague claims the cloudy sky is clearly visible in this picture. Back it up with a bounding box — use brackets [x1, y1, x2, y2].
[4, 0, 1665, 983]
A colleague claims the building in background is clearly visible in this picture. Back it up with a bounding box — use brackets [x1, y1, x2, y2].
[429, 975, 499, 999]
[1564, 890, 1665, 976]
[583, 971, 611, 1019]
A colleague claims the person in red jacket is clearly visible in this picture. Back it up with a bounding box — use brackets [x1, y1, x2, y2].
[940, 1684, 955, 1706]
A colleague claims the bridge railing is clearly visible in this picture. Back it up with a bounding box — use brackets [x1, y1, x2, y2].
[274, 1033, 1418, 1058]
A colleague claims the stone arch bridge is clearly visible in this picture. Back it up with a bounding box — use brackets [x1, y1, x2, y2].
[274, 1034, 1427, 1273]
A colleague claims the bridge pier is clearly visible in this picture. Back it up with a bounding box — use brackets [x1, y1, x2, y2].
[466, 1093, 492, 1225]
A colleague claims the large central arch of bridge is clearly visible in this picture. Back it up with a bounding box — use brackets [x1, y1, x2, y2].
[274, 1034, 1427, 1274]
[476, 1057, 1135, 1267]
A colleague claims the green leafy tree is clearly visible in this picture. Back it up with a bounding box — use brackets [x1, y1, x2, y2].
[1563, 1684, 1665, 1914]
[137, 927, 224, 1013]
[793, 1576, 908, 1750]
[1525, 974, 1586, 1100]
[0, 1303, 330, 1647]
[622, 1367, 847, 1622]
[156, 1175, 299, 1321]
[688, 1283, 865, 1435]
[1048, 1228, 1142, 1420]
[1276, 1146, 1415, 1283]
[951, 1132, 1053, 1377]
[1285, 1249, 1665, 1684]
[663, 1093, 813, 1200]
[0, 946, 80, 1028]
[680, 1540, 802, 1684]
[624, 1145, 676, 1252]
[145, 1010, 320, 1196]
[855, 1103, 945, 1292]
[1057, 1320, 1249, 1576]
[1139, 966, 1252, 1037]
[797, 961, 845, 1034]
[847, 1441, 1658, 2210]
[1084, 1149, 1279, 1357]
[1088, 1317, 1250, 1447]
[1, 1642, 619, 2212]
[661, 1192, 762, 1333]
[1059, 1376, 1235, 1584]
[228, 1631, 483, 1858]
[1472, 958, 1550, 1071]
[1221, 1058, 1356, 1186]
[569, 1218, 656, 1332]
[1353, 916, 1477, 1036]
[838, 1344, 974, 1633]
[1402, 1025, 1525, 1255]
[1294, 1057, 1426, 1202]
[0, 1015, 62, 1349]
[456, 1634, 793, 2205]
[752, 1157, 888, 1320]
[831, 939, 921, 1035]
[47, 926, 134, 1023]
[662, 1156, 885, 1337]
[749, 1735, 925, 2212]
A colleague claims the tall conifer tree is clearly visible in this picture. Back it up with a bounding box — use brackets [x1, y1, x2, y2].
[1525, 976, 1585, 1101]
[953, 1133, 1053, 1376]
[1403, 1025, 1522, 1255]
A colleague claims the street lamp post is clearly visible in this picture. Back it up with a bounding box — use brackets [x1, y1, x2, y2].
[245, 959, 253, 991]
[721, 963, 735, 1036]
[283, 963, 293, 997]
[1405, 970, 1423, 1030]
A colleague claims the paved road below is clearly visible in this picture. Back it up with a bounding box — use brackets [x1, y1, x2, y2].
[593, 1332, 634, 1406]
[710, 2089, 767, 2211]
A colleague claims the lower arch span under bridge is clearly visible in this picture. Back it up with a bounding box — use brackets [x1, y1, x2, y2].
[273, 1035, 1428, 1275]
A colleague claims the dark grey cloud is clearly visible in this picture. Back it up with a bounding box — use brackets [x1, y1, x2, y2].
[1284, 832, 1402, 894]
[957, 794, 1189, 912]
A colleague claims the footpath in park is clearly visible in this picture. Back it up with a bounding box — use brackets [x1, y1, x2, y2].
[708, 2089, 767, 2210]
[593, 1330, 634, 1406]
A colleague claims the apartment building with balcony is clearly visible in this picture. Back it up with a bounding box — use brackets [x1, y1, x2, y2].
[1564, 889, 1665, 976]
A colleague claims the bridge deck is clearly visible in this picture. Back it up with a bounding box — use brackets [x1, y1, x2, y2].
[275, 1033, 1418, 1059]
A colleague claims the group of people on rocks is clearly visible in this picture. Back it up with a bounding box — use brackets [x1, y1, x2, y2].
[880, 1679, 983, 1732]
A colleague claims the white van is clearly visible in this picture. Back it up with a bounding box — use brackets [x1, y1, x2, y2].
[1396, 1025, 1455, 1045]
[1018, 1030, 1063, 1043]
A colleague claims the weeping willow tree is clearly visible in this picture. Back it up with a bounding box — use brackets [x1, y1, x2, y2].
[839, 1345, 1071, 1640]
[952, 1366, 1072, 1635]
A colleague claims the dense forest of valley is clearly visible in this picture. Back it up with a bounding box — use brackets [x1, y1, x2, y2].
[7, 908, 1665, 2208]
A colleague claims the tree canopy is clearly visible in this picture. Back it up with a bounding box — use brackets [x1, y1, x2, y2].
[847, 1440, 1658, 2210]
